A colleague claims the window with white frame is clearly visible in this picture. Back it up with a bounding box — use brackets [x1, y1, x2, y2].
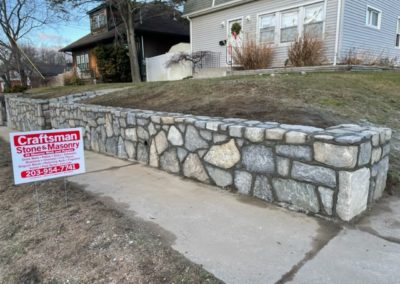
[91, 12, 107, 30]
[396, 18, 400, 47]
[259, 14, 276, 44]
[304, 3, 324, 38]
[366, 6, 381, 29]
[76, 53, 89, 71]
[281, 10, 299, 43]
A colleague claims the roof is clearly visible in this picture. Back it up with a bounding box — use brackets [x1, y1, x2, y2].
[60, 3, 189, 52]
[183, 0, 256, 17]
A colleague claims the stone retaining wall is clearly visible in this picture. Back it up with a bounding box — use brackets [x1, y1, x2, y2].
[5, 90, 122, 131]
[48, 102, 392, 221]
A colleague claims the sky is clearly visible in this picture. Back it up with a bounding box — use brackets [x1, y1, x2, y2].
[27, 4, 96, 51]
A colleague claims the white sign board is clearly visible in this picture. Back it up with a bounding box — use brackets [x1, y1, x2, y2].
[10, 128, 86, 185]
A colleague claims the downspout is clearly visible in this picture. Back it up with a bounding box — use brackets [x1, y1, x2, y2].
[186, 16, 193, 53]
[333, 0, 343, 65]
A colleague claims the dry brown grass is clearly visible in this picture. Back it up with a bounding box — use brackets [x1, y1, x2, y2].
[233, 37, 274, 70]
[287, 34, 325, 67]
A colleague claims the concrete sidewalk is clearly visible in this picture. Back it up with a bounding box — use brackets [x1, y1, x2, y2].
[2, 126, 400, 283]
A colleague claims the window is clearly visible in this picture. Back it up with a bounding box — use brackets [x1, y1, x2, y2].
[304, 3, 324, 38]
[92, 12, 106, 30]
[76, 53, 89, 71]
[396, 18, 400, 47]
[259, 14, 276, 44]
[366, 6, 381, 29]
[281, 10, 299, 43]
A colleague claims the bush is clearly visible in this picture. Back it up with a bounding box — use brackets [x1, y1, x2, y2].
[64, 72, 84, 86]
[3, 85, 28, 93]
[341, 49, 362, 65]
[233, 38, 274, 70]
[93, 44, 131, 82]
[287, 34, 325, 67]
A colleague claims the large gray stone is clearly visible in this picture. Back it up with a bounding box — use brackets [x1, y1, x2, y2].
[373, 157, 389, 200]
[117, 136, 127, 159]
[137, 143, 149, 164]
[314, 142, 358, 169]
[168, 126, 183, 146]
[125, 128, 137, 142]
[276, 145, 312, 161]
[183, 153, 209, 182]
[155, 131, 168, 154]
[253, 176, 274, 202]
[358, 142, 372, 166]
[337, 168, 371, 221]
[137, 126, 149, 141]
[177, 147, 188, 162]
[213, 134, 228, 143]
[105, 137, 118, 155]
[105, 113, 113, 137]
[160, 149, 180, 173]
[244, 127, 264, 142]
[242, 145, 275, 173]
[124, 140, 136, 159]
[272, 179, 319, 213]
[206, 166, 233, 187]
[234, 171, 253, 195]
[318, 187, 334, 215]
[291, 161, 336, 188]
[185, 125, 208, 152]
[204, 139, 240, 169]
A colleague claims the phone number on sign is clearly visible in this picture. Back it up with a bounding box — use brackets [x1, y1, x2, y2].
[21, 163, 80, 178]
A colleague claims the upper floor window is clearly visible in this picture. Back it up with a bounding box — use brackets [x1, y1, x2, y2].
[92, 12, 107, 30]
[304, 3, 324, 38]
[396, 18, 400, 47]
[259, 14, 276, 44]
[366, 6, 381, 29]
[281, 10, 298, 43]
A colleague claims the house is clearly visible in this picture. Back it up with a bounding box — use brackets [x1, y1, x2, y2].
[60, 2, 190, 81]
[183, 0, 400, 68]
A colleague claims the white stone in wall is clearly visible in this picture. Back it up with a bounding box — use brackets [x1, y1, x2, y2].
[185, 125, 208, 152]
[336, 168, 370, 221]
[277, 157, 290, 177]
[149, 141, 159, 167]
[204, 139, 240, 169]
[373, 157, 389, 200]
[244, 127, 264, 142]
[155, 131, 168, 154]
[358, 142, 372, 166]
[183, 153, 209, 182]
[105, 113, 113, 137]
[125, 128, 137, 142]
[229, 125, 244, 138]
[265, 128, 286, 140]
[314, 142, 358, 168]
[291, 161, 336, 188]
[371, 147, 382, 164]
[167, 126, 184, 146]
[125, 141, 135, 159]
[160, 149, 180, 173]
[285, 131, 307, 144]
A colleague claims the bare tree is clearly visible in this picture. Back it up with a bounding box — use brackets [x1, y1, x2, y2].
[0, 0, 56, 86]
[51, 0, 186, 82]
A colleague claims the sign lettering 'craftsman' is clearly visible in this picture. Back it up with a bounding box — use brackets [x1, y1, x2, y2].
[10, 128, 86, 185]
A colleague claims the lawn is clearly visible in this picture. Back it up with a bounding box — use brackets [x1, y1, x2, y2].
[85, 71, 400, 188]
[23, 82, 134, 100]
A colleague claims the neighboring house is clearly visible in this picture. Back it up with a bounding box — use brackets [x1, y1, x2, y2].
[183, 0, 400, 68]
[60, 2, 190, 81]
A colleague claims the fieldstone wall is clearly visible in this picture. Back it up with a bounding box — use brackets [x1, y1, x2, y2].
[5, 90, 122, 131]
[49, 102, 392, 221]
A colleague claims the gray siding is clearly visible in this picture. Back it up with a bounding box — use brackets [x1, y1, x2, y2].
[190, 0, 340, 68]
[340, 0, 400, 64]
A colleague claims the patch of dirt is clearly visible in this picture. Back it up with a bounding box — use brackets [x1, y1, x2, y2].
[0, 140, 221, 283]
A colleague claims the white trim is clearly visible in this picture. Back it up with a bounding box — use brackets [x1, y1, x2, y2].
[226, 16, 244, 37]
[187, 16, 193, 53]
[183, 0, 255, 18]
[396, 16, 400, 49]
[333, 0, 343, 65]
[255, 0, 326, 47]
[365, 5, 382, 30]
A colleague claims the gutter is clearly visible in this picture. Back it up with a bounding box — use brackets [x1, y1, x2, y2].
[186, 16, 193, 53]
[183, 0, 257, 18]
[333, 0, 343, 66]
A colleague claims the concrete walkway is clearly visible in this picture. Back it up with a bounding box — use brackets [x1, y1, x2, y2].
[2, 126, 400, 284]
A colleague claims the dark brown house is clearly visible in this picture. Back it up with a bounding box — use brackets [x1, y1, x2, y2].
[60, 2, 189, 81]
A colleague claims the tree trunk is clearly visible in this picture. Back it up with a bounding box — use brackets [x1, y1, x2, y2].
[10, 40, 28, 87]
[126, 9, 141, 83]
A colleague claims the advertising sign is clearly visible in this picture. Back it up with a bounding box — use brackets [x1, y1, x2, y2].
[9, 128, 86, 185]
